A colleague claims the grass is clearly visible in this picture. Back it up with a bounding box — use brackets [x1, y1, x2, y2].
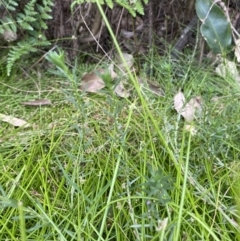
[1, 50, 240, 241]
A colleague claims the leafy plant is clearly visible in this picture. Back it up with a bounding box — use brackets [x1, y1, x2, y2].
[195, 0, 232, 54]
[7, 36, 51, 75]
[45, 48, 75, 82]
[0, 0, 53, 75]
[1, 0, 149, 75]
[143, 165, 173, 206]
[71, 0, 148, 16]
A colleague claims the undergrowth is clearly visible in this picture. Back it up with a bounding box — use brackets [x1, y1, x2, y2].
[0, 51, 240, 241]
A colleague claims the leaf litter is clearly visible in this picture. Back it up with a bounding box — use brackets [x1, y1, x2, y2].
[115, 52, 134, 73]
[0, 114, 30, 128]
[174, 91, 203, 134]
[22, 99, 52, 106]
[138, 77, 164, 96]
[80, 54, 165, 98]
[80, 68, 111, 93]
[215, 58, 240, 83]
[114, 81, 130, 98]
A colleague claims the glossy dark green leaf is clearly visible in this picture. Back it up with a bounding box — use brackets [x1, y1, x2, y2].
[195, 0, 232, 53]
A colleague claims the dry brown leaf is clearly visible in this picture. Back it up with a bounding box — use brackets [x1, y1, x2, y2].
[22, 99, 52, 106]
[115, 53, 134, 72]
[174, 92, 202, 122]
[80, 66, 117, 93]
[147, 80, 163, 96]
[0, 114, 30, 127]
[138, 77, 164, 96]
[80, 72, 105, 93]
[215, 59, 240, 82]
[235, 39, 240, 63]
[114, 81, 130, 98]
[174, 91, 185, 114]
[181, 96, 202, 122]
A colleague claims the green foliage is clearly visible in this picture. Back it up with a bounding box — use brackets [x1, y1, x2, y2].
[71, 0, 148, 16]
[143, 165, 173, 206]
[0, 0, 53, 75]
[0, 0, 18, 12]
[45, 49, 74, 82]
[1, 53, 240, 239]
[0, 0, 53, 33]
[116, 0, 145, 16]
[2, 0, 147, 76]
[195, 0, 232, 54]
[7, 36, 51, 75]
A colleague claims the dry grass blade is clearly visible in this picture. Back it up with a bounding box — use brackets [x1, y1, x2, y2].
[22, 99, 52, 106]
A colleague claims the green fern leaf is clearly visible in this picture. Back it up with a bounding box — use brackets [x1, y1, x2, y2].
[3, 0, 19, 11]
[39, 20, 48, 29]
[135, 1, 144, 15]
[7, 37, 50, 75]
[105, 0, 114, 8]
[7, 44, 37, 76]
[0, 16, 17, 33]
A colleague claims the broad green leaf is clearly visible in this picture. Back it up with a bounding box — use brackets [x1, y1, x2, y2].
[195, 0, 232, 53]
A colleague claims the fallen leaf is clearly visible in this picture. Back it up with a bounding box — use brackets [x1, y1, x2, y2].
[80, 71, 105, 93]
[22, 99, 52, 106]
[174, 92, 202, 122]
[147, 82, 164, 96]
[0, 114, 30, 127]
[215, 59, 240, 82]
[114, 81, 130, 98]
[115, 53, 134, 72]
[108, 64, 118, 79]
[138, 77, 164, 96]
[80, 66, 117, 93]
[181, 96, 202, 122]
[235, 39, 240, 63]
[174, 91, 185, 114]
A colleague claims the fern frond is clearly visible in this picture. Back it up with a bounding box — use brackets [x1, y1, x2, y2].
[71, 0, 148, 16]
[0, 16, 17, 34]
[105, 0, 114, 9]
[14, 0, 37, 30]
[7, 37, 51, 75]
[134, 1, 144, 15]
[116, 0, 136, 16]
[1, 0, 19, 11]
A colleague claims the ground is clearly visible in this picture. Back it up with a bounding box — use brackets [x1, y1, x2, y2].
[0, 52, 240, 240]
